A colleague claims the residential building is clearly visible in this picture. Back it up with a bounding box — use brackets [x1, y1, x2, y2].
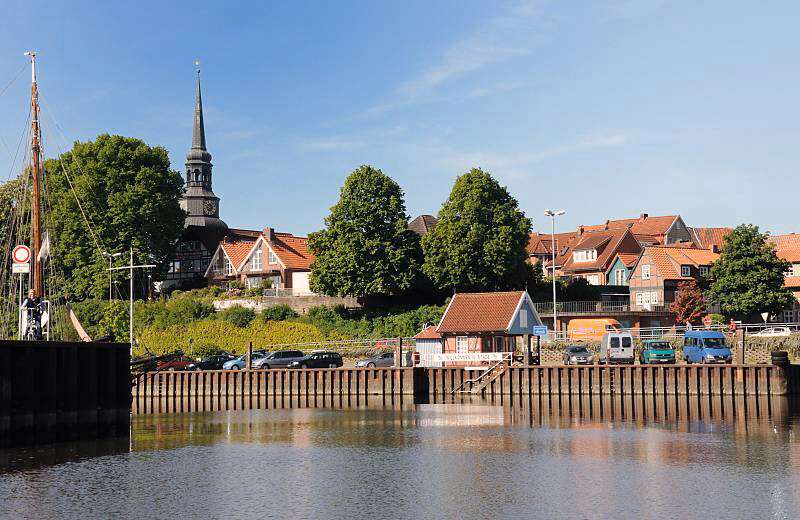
[628, 246, 719, 312]
[526, 231, 580, 266]
[605, 252, 640, 286]
[555, 228, 642, 285]
[435, 291, 543, 359]
[408, 214, 438, 236]
[771, 233, 800, 322]
[163, 68, 228, 290]
[690, 227, 732, 251]
[581, 214, 693, 246]
[205, 227, 315, 294]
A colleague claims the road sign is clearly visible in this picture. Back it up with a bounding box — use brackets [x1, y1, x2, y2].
[532, 325, 548, 337]
[702, 315, 712, 326]
[12, 245, 31, 264]
[12, 262, 30, 274]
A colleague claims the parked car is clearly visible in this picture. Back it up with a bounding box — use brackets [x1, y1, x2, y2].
[222, 350, 268, 370]
[355, 351, 394, 368]
[562, 346, 594, 365]
[751, 327, 791, 338]
[156, 357, 195, 371]
[288, 351, 344, 369]
[599, 332, 634, 364]
[683, 331, 732, 364]
[252, 350, 306, 369]
[639, 340, 675, 365]
[187, 353, 235, 371]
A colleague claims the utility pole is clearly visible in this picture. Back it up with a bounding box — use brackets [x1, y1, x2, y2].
[108, 247, 155, 355]
[544, 209, 565, 337]
[104, 251, 123, 302]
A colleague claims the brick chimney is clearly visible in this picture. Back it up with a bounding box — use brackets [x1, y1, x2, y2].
[263, 227, 274, 242]
[711, 245, 719, 254]
[639, 213, 649, 221]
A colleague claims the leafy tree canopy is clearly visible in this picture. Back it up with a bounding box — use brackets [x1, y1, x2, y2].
[670, 280, 707, 325]
[308, 165, 422, 299]
[44, 134, 185, 300]
[422, 168, 531, 292]
[707, 224, 793, 320]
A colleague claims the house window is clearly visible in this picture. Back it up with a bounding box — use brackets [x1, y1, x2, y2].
[168, 260, 180, 273]
[245, 276, 262, 289]
[642, 292, 651, 305]
[642, 264, 651, 280]
[636, 292, 643, 305]
[224, 257, 233, 276]
[519, 309, 528, 328]
[614, 269, 627, 285]
[789, 263, 800, 277]
[681, 265, 691, 277]
[573, 249, 597, 263]
[456, 336, 469, 353]
[586, 274, 600, 285]
[650, 292, 659, 305]
[268, 249, 278, 265]
[252, 248, 262, 271]
[699, 266, 709, 277]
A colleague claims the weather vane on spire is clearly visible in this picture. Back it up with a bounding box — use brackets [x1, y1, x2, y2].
[195, 59, 201, 75]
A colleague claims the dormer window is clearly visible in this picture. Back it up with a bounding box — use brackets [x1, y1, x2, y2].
[573, 249, 597, 263]
[268, 249, 278, 265]
[681, 265, 691, 277]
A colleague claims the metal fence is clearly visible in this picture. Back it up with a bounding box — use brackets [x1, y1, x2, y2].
[532, 301, 668, 314]
[548, 322, 800, 342]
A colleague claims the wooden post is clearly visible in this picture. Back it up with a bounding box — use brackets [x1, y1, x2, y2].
[536, 336, 541, 365]
[523, 334, 531, 366]
[396, 337, 403, 368]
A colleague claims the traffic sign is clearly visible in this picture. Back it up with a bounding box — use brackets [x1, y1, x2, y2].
[12, 245, 31, 264]
[12, 263, 30, 274]
[532, 325, 548, 337]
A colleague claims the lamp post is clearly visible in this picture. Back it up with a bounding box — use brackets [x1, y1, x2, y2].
[544, 209, 565, 337]
[103, 251, 123, 303]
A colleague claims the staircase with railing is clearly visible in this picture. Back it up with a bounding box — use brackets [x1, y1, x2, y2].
[451, 353, 513, 394]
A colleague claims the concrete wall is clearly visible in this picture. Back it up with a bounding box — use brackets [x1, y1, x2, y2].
[213, 295, 360, 314]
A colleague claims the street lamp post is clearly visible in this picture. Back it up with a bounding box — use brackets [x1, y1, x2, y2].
[544, 209, 566, 338]
[103, 251, 123, 303]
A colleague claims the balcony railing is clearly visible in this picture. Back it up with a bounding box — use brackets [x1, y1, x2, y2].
[533, 301, 669, 315]
[260, 288, 316, 297]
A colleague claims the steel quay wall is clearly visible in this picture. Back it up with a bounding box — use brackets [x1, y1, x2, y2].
[424, 365, 797, 399]
[132, 367, 419, 414]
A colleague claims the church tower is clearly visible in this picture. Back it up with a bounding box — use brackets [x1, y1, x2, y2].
[180, 64, 227, 231]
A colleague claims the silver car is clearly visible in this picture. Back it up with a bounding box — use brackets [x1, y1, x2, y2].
[252, 350, 306, 369]
[355, 351, 394, 368]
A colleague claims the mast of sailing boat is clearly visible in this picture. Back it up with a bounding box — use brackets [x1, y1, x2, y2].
[25, 51, 43, 298]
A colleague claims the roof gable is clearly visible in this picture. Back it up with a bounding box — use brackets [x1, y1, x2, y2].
[437, 291, 526, 333]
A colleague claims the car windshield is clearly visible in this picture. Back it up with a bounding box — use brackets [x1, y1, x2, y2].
[704, 337, 726, 348]
[568, 347, 589, 354]
[648, 342, 672, 350]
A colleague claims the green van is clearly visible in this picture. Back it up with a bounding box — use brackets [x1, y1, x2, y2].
[639, 339, 676, 364]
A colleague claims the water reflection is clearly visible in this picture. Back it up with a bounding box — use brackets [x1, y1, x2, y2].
[1, 397, 798, 519]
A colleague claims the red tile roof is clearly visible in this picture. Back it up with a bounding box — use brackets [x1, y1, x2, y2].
[220, 237, 257, 271]
[413, 325, 442, 339]
[642, 246, 719, 280]
[558, 228, 642, 274]
[615, 252, 640, 268]
[270, 232, 314, 270]
[690, 227, 732, 251]
[771, 234, 800, 263]
[582, 214, 678, 244]
[527, 231, 579, 256]
[437, 291, 525, 333]
[785, 276, 800, 289]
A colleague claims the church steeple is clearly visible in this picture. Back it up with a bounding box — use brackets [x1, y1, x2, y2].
[180, 60, 225, 231]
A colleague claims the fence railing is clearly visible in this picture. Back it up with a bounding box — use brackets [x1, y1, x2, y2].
[532, 301, 669, 314]
[260, 288, 317, 297]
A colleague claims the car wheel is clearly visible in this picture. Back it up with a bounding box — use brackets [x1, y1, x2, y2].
[329, 363, 337, 368]
[367, 362, 376, 368]
[261, 364, 270, 370]
[301, 364, 308, 369]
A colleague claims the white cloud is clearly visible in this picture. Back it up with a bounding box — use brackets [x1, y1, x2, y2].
[359, 1, 542, 118]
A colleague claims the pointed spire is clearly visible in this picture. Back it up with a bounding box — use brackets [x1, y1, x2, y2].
[191, 60, 206, 151]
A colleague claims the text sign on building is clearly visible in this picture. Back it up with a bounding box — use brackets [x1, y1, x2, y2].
[427, 352, 507, 364]
[11, 245, 31, 274]
[532, 326, 548, 337]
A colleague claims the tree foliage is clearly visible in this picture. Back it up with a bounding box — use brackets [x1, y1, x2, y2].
[670, 280, 707, 325]
[707, 224, 793, 320]
[422, 168, 531, 291]
[0, 176, 26, 251]
[44, 134, 185, 300]
[308, 165, 422, 298]
[217, 305, 256, 328]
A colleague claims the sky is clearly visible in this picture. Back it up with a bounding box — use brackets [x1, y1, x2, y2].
[0, 0, 798, 236]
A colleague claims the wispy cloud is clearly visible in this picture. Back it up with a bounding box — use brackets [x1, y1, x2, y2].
[359, 1, 542, 118]
[300, 137, 368, 151]
[467, 81, 530, 99]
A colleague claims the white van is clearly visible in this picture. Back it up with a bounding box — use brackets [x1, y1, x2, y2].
[600, 332, 634, 365]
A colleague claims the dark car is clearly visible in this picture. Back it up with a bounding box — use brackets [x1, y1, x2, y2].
[188, 353, 235, 371]
[562, 345, 594, 365]
[288, 351, 344, 369]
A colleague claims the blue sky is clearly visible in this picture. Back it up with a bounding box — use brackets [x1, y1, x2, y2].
[1, 0, 798, 236]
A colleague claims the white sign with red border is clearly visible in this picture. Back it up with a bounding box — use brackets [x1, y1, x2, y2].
[12, 245, 31, 274]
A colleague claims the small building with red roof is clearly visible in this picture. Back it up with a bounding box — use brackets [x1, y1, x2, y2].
[770, 233, 800, 322]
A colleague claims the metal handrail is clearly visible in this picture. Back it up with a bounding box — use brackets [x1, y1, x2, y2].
[451, 352, 513, 394]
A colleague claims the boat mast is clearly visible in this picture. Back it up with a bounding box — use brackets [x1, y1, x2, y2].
[26, 51, 42, 297]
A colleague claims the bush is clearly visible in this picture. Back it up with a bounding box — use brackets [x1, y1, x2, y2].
[217, 305, 257, 328]
[153, 298, 215, 329]
[261, 304, 299, 321]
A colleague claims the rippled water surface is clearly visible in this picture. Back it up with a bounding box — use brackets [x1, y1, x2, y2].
[1, 396, 799, 519]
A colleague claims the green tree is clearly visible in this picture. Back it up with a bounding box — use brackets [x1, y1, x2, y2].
[0, 176, 26, 250]
[422, 168, 531, 291]
[670, 280, 707, 325]
[98, 300, 129, 341]
[217, 305, 256, 328]
[44, 134, 185, 300]
[707, 224, 793, 320]
[308, 165, 422, 299]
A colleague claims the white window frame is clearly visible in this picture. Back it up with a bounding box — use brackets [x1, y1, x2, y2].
[519, 309, 528, 328]
[641, 264, 651, 280]
[636, 292, 643, 305]
[224, 257, 233, 276]
[699, 266, 709, 276]
[681, 265, 691, 277]
[650, 291, 659, 305]
[268, 249, 279, 265]
[456, 336, 469, 353]
[614, 269, 627, 285]
[252, 248, 263, 272]
[587, 274, 600, 286]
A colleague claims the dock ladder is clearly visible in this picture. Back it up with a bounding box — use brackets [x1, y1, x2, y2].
[451, 353, 513, 394]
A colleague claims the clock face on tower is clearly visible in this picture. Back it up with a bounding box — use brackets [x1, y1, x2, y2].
[203, 200, 217, 216]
